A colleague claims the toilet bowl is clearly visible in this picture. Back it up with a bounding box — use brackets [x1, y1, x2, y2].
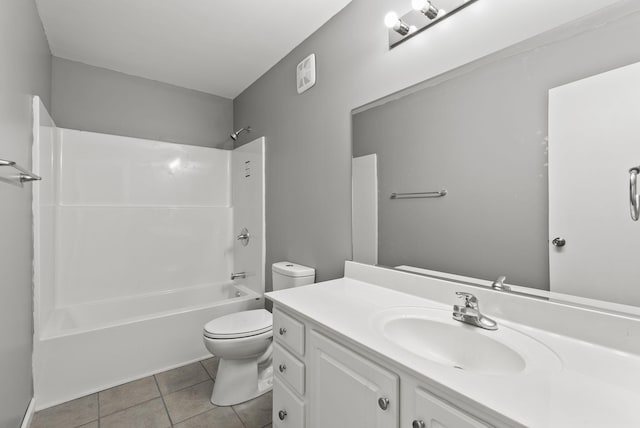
[203, 261, 315, 406]
[203, 309, 274, 406]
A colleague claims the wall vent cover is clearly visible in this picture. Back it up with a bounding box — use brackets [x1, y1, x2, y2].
[296, 53, 316, 94]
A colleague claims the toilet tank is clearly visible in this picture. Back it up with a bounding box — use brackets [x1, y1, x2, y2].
[272, 261, 315, 291]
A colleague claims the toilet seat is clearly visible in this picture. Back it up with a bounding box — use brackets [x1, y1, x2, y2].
[204, 309, 272, 339]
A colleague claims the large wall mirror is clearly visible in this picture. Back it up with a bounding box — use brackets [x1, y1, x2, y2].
[352, 7, 640, 314]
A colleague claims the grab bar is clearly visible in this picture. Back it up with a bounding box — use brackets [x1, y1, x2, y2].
[390, 190, 447, 199]
[0, 158, 41, 184]
[631, 166, 640, 221]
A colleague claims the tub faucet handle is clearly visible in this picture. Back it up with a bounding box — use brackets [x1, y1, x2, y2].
[236, 228, 250, 246]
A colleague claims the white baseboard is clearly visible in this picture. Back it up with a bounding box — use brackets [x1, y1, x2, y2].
[21, 398, 35, 428]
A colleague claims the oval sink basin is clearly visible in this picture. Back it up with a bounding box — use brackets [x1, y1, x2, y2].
[373, 307, 560, 376]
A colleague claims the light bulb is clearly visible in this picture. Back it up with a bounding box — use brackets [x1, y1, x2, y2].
[437, 9, 447, 18]
[413, 0, 439, 19]
[409, 25, 418, 34]
[411, 0, 428, 11]
[384, 10, 410, 35]
[384, 11, 399, 29]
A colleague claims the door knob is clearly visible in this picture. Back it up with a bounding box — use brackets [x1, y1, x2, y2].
[377, 397, 390, 410]
[552, 237, 566, 247]
[279, 364, 287, 373]
[279, 327, 287, 335]
[278, 410, 287, 420]
[412, 421, 426, 428]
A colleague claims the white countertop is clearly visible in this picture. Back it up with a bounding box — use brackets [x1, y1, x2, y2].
[266, 276, 640, 427]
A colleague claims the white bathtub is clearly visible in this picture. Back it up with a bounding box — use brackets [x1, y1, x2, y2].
[33, 282, 264, 410]
[31, 120, 268, 410]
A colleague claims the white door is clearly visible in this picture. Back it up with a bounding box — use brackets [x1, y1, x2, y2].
[549, 61, 640, 306]
[308, 330, 399, 428]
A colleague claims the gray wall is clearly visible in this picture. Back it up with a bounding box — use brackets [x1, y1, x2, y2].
[52, 57, 233, 148]
[0, 1, 51, 426]
[233, 0, 640, 291]
[354, 11, 640, 290]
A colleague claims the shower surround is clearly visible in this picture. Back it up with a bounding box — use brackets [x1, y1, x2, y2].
[31, 98, 265, 409]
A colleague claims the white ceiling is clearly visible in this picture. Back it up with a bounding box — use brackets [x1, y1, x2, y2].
[35, 0, 353, 99]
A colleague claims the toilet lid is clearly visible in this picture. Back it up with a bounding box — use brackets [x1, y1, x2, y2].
[204, 309, 272, 339]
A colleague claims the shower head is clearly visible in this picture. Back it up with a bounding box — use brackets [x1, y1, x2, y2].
[230, 126, 252, 141]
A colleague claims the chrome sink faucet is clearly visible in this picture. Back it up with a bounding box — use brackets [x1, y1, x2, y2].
[452, 292, 498, 330]
[491, 275, 511, 291]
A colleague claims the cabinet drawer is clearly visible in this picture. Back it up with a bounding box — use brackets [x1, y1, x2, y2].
[273, 378, 305, 428]
[273, 310, 305, 356]
[274, 343, 305, 395]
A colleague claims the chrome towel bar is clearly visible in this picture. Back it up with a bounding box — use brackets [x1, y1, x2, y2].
[390, 190, 447, 199]
[0, 158, 41, 183]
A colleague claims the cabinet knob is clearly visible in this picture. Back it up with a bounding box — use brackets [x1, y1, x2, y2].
[278, 410, 287, 421]
[279, 364, 287, 373]
[279, 327, 287, 335]
[412, 420, 426, 428]
[378, 397, 390, 411]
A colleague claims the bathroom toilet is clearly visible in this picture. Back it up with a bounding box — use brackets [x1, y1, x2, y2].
[203, 261, 315, 406]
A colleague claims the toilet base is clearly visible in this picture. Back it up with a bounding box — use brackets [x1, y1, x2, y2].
[211, 356, 273, 406]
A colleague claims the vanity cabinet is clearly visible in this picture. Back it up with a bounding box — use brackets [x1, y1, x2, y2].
[272, 306, 496, 428]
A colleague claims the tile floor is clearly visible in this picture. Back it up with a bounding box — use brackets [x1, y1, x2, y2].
[31, 358, 273, 428]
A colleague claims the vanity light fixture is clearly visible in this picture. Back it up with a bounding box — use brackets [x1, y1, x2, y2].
[385, 0, 479, 49]
[384, 11, 410, 36]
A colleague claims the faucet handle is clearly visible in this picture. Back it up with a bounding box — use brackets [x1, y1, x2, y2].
[455, 292, 478, 309]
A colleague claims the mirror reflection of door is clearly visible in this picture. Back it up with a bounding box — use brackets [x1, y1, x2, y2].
[352, 154, 379, 266]
[549, 61, 640, 306]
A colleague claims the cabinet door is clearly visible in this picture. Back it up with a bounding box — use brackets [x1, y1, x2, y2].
[413, 387, 490, 428]
[309, 330, 399, 428]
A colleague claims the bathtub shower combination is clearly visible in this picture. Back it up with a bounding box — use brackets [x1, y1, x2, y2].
[31, 97, 266, 409]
